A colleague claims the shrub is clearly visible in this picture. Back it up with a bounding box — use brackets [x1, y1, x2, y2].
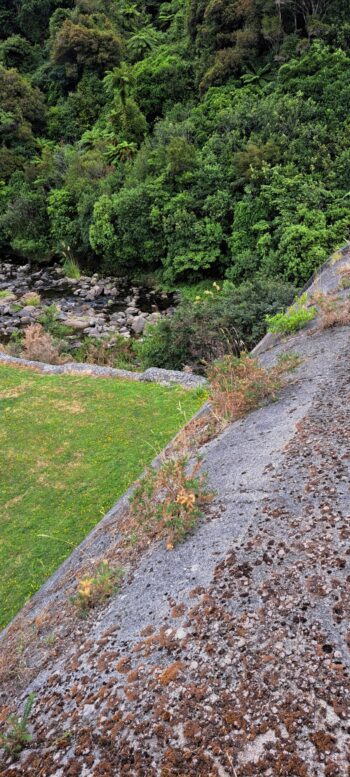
[339, 274, 350, 290]
[208, 353, 281, 423]
[73, 335, 138, 371]
[136, 279, 296, 373]
[71, 561, 123, 616]
[21, 323, 61, 364]
[171, 350, 302, 455]
[265, 293, 316, 334]
[20, 291, 41, 306]
[127, 456, 211, 549]
[133, 45, 193, 122]
[0, 693, 35, 758]
[38, 304, 72, 339]
[3, 329, 23, 356]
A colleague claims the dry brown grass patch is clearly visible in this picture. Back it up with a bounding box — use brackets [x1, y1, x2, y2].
[336, 261, 350, 289]
[21, 324, 61, 364]
[208, 353, 281, 424]
[54, 400, 85, 414]
[124, 456, 212, 550]
[172, 352, 301, 453]
[313, 293, 350, 330]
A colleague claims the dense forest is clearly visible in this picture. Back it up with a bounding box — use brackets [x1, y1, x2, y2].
[0, 0, 349, 290]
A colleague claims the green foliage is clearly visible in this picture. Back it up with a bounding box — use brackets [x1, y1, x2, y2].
[38, 304, 72, 338]
[0, 35, 36, 72]
[90, 184, 164, 272]
[109, 94, 148, 144]
[73, 334, 138, 370]
[0, 693, 36, 758]
[133, 45, 194, 120]
[136, 278, 296, 371]
[60, 244, 81, 278]
[0, 66, 46, 176]
[48, 73, 106, 142]
[52, 17, 124, 81]
[62, 257, 81, 279]
[265, 293, 317, 334]
[0, 0, 349, 289]
[0, 174, 51, 259]
[127, 25, 161, 62]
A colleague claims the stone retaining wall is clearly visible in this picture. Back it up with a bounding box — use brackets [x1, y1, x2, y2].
[0, 351, 207, 388]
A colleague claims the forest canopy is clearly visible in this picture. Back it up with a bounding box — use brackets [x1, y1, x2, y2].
[0, 0, 349, 286]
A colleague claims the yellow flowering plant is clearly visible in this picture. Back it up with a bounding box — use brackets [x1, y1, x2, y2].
[71, 561, 123, 615]
[128, 456, 213, 549]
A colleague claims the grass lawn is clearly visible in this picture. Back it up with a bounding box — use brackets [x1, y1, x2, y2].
[0, 365, 205, 628]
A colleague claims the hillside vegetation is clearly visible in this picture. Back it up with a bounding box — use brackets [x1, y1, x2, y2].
[0, 0, 349, 291]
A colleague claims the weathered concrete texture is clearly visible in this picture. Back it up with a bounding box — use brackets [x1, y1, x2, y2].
[1, 250, 350, 775]
[0, 351, 206, 388]
[253, 241, 350, 357]
[1, 321, 350, 775]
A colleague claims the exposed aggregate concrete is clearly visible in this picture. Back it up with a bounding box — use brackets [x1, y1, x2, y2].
[1, 251, 350, 775]
[1, 323, 350, 775]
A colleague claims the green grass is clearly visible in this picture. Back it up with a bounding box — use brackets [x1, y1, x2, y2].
[0, 365, 206, 628]
[265, 293, 317, 334]
[62, 257, 81, 279]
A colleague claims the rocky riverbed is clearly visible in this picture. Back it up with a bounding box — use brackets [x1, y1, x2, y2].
[0, 261, 175, 344]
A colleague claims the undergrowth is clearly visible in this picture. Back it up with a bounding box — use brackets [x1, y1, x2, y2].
[73, 335, 139, 371]
[22, 324, 61, 364]
[208, 352, 282, 423]
[0, 693, 35, 759]
[265, 293, 316, 334]
[38, 304, 73, 339]
[313, 293, 350, 330]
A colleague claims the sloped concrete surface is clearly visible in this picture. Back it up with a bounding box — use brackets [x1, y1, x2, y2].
[1, 252, 350, 775]
[1, 328, 350, 775]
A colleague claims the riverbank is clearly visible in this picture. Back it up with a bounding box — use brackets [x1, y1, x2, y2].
[0, 261, 175, 345]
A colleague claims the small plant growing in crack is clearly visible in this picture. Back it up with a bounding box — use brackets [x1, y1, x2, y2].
[71, 561, 123, 616]
[0, 693, 36, 758]
[127, 456, 213, 549]
[274, 351, 303, 374]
